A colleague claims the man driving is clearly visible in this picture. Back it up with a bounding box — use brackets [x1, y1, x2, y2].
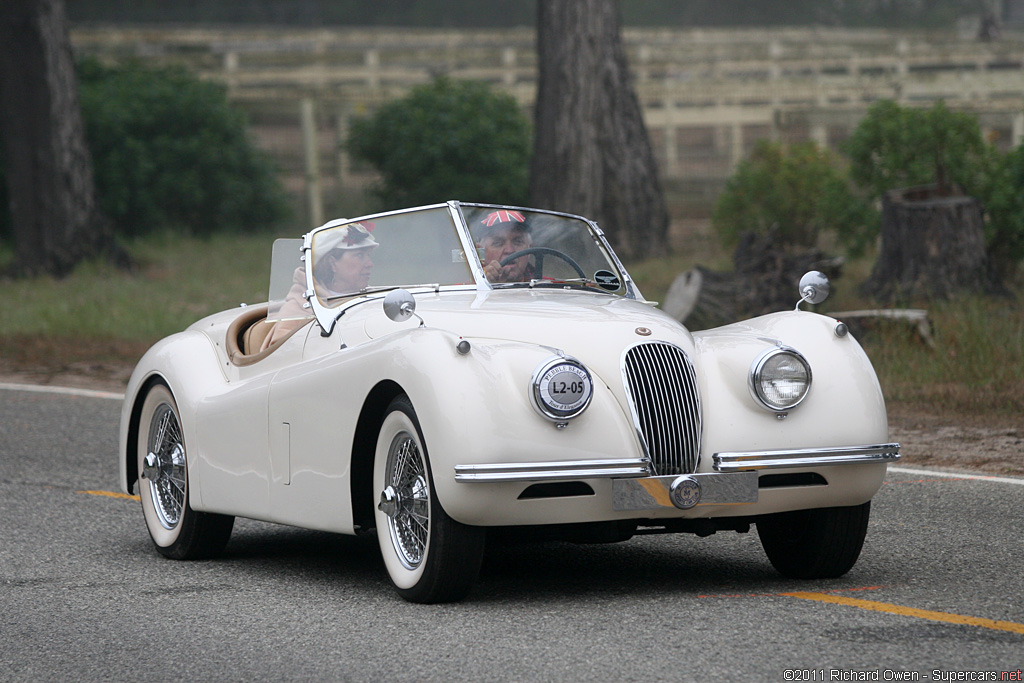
[476, 210, 535, 283]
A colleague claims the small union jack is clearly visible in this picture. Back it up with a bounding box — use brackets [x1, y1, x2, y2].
[342, 223, 374, 246]
[481, 210, 525, 227]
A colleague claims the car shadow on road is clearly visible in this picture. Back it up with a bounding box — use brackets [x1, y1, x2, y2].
[178, 520, 879, 603]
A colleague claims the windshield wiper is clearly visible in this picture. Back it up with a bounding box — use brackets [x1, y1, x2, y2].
[528, 277, 615, 292]
[323, 284, 440, 303]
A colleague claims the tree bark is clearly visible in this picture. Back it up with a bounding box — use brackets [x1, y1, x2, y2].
[0, 0, 118, 277]
[863, 185, 995, 302]
[530, 0, 668, 261]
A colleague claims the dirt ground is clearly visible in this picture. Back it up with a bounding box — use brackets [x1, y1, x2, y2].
[2, 360, 1021, 477]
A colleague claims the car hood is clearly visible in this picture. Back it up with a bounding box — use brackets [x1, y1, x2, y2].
[356, 289, 695, 362]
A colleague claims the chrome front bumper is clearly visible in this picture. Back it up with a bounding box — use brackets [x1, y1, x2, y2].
[453, 458, 650, 483]
[454, 443, 900, 483]
[454, 443, 899, 512]
[712, 443, 901, 472]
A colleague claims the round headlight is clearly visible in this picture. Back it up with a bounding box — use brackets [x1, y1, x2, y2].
[531, 357, 594, 421]
[750, 347, 811, 412]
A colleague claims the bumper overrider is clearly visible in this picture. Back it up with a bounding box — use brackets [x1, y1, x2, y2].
[454, 443, 900, 512]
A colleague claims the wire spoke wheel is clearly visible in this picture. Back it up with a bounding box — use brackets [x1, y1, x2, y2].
[374, 395, 485, 603]
[145, 403, 187, 529]
[384, 433, 430, 569]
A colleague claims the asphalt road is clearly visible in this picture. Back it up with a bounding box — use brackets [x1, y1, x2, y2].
[1, 385, 1022, 682]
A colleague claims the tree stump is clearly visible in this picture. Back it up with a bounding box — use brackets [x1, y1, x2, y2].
[733, 231, 844, 317]
[863, 185, 991, 302]
[661, 266, 739, 331]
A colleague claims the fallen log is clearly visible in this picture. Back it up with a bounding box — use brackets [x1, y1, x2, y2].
[830, 308, 934, 348]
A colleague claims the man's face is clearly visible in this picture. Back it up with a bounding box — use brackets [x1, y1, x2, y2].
[479, 225, 532, 282]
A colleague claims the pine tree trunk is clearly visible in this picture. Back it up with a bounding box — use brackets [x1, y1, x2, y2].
[529, 0, 668, 261]
[0, 0, 115, 277]
[864, 185, 994, 302]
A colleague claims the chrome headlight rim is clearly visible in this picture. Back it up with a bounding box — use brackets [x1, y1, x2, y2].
[748, 346, 812, 413]
[530, 356, 594, 422]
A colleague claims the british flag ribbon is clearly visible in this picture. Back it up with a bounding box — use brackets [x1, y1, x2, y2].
[481, 210, 526, 227]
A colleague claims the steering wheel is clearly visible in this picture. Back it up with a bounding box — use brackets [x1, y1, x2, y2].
[499, 247, 585, 279]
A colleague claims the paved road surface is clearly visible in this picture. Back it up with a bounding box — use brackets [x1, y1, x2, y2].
[1, 385, 1021, 681]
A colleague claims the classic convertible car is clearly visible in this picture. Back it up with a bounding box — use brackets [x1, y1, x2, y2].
[119, 201, 900, 602]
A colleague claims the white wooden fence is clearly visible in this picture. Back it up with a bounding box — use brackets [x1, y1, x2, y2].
[72, 26, 1024, 219]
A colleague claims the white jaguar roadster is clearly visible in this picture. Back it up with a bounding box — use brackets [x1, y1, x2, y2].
[119, 201, 900, 602]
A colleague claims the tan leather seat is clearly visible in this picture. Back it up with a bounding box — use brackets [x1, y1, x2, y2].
[243, 319, 274, 355]
[225, 304, 310, 367]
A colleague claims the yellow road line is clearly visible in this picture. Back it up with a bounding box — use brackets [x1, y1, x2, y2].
[783, 591, 1024, 635]
[78, 490, 140, 501]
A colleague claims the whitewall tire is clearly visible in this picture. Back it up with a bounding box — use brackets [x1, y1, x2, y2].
[136, 383, 233, 560]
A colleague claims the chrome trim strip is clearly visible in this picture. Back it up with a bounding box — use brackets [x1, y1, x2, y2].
[454, 458, 652, 483]
[713, 443, 901, 472]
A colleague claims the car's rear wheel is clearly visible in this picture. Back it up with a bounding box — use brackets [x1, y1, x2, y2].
[137, 383, 234, 560]
[373, 395, 485, 603]
[757, 502, 870, 579]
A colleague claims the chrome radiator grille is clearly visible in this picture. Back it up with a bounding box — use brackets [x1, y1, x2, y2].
[622, 342, 702, 475]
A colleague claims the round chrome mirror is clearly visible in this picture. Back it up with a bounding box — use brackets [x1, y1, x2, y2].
[797, 271, 830, 306]
[383, 289, 416, 322]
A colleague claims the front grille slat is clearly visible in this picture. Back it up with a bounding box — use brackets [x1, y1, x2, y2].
[659, 343, 688, 474]
[622, 342, 702, 476]
[649, 344, 676, 472]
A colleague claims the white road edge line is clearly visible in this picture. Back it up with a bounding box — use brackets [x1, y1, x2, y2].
[0, 382, 125, 401]
[888, 465, 1024, 486]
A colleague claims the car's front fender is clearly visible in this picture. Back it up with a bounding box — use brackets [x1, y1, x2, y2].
[693, 310, 891, 461]
[373, 330, 644, 525]
[118, 330, 227, 504]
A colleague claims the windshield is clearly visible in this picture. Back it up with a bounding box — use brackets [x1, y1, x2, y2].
[308, 206, 475, 307]
[273, 202, 632, 333]
[461, 205, 626, 294]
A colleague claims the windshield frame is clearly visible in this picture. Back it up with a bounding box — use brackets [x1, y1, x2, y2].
[299, 200, 638, 336]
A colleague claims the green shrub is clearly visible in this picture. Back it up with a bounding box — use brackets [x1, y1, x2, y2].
[846, 100, 1024, 278]
[845, 100, 989, 199]
[347, 77, 531, 207]
[712, 139, 874, 252]
[981, 144, 1024, 278]
[77, 59, 288, 237]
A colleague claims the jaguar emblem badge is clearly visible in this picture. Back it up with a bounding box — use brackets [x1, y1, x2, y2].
[635, 327, 652, 336]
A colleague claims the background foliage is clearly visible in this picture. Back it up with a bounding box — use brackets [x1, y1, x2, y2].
[1, 60, 288, 246]
[711, 139, 874, 252]
[347, 77, 531, 208]
[77, 59, 289, 238]
[845, 100, 1024, 276]
[845, 100, 990, 199]
[981, 144, 1024, 276]
[711, 102, 1024, 280]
